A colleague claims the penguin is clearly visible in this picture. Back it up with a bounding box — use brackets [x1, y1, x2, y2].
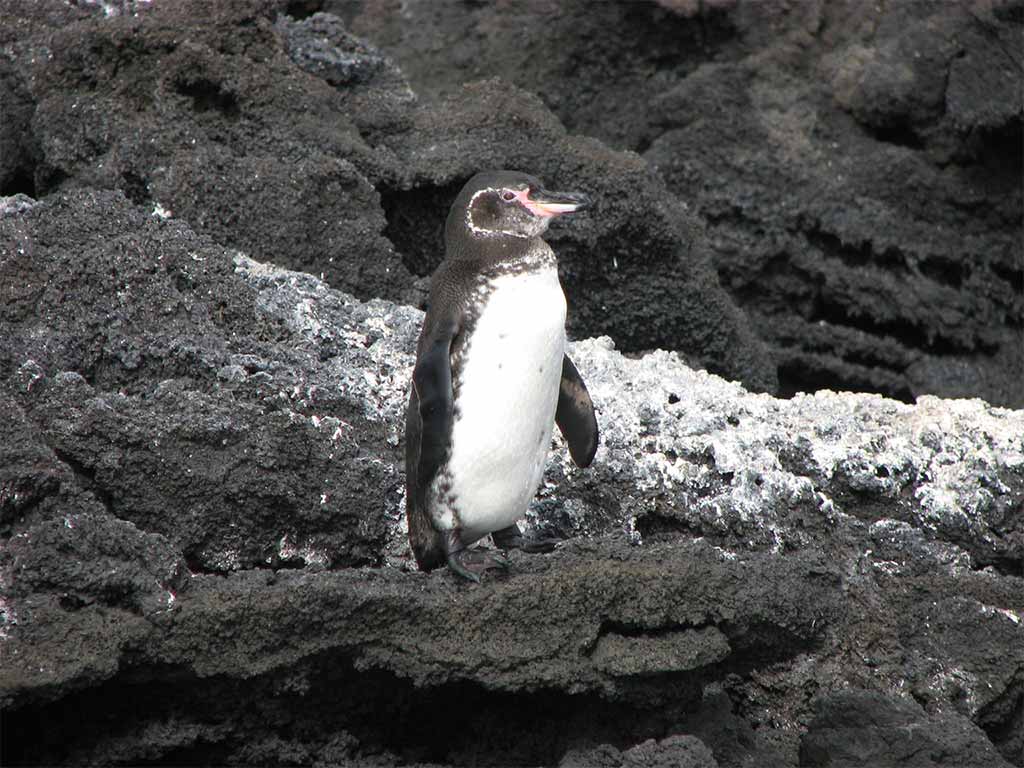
[404, 170, 599, 582]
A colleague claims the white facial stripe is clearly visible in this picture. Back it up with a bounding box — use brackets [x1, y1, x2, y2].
[465, 186, 532, 238]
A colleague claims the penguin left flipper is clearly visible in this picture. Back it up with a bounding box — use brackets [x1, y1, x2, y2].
[555, 354, 599, 467]
[408, 318, 460, 515]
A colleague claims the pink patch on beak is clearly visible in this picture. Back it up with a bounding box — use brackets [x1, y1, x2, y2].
[514, 189, 580, 218]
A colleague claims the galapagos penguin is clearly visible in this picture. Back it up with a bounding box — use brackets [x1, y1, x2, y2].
[404, 170, 599, 581]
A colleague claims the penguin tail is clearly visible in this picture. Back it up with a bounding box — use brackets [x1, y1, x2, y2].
[410, 531, 446, 571]
[407, 501, 446, 571]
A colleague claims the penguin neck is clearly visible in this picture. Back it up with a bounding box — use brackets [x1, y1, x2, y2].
[445, 232, 550, 272]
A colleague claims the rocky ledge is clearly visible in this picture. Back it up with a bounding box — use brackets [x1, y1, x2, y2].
[1, 190, 1022, 767]
[1, 1, 1022, 765]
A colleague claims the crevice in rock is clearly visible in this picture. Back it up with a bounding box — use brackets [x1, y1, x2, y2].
[285, 0, 324, 20]
[0, 59, 39, 199]
[621, 1, 737, 67]
[918, 254, 966, 290]
[804, 229, 910, 278]
[0, 652, 687, 767]
[806, 295, 965, 356]
[863, 119, 926, 151]
[992, 261, 1024, 298]
[0, 473, 61, 537]
[121, 170, 151, 206]
[0, 168, 36, 199]
[963, 116, 1023, 179]
[714, 215, 985, 395]
[34, 166, 69, 197]
[776, 358, 912, 402]
[776, 354, 916, 403]
[977, 673, 1024, 766]
[717, 619, 822, 672]
[183, 551, 231, 576]
[173, 77, 241, 121]
[51, 447, 117, 517]
[182, 552, 329, 576]
[968, 552, 1024, 579]
[637, 514, 722, 543]
[595, 618, 711, 641]
[380, 179, 465, 277]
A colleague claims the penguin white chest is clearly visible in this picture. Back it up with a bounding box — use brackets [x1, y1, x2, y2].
[440, 266, 566, 542]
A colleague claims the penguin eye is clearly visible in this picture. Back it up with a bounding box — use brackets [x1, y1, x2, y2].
[500, 190, 516, 203]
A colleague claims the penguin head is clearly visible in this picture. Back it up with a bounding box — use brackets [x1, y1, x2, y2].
[446, 171, 589, 247]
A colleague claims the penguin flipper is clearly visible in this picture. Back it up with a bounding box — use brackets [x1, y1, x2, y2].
[555, 354, 599, 468]
[405, 318, 459, 569]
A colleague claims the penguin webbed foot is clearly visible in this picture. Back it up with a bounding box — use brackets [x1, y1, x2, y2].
[492, 524, 562, 554]
[443, 528, 509, 582]
[446, 547, 510, 583]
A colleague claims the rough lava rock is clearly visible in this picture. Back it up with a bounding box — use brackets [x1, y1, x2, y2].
[0, 0, 776, 392]
[0, 189, 402, 575]
[2, 191, 1022, 767]
[350, 0, 1024, 408]
[1, 1, 1022, 766]
[799, 689, 1013, 768]
[2, 0, 410, 301]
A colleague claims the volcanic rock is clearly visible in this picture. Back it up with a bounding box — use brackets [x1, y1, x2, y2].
[1, 190, 1021, 767]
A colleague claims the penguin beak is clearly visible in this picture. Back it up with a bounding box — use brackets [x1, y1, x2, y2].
[519, 188, 590, 218]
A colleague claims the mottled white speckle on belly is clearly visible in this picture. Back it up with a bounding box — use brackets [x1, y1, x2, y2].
[433, 264, 566, 543]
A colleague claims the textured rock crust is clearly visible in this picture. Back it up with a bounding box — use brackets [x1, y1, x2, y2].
[0, 1, 1022, 766]
[2, 191, 1022, 767]
[350, 0, 1024, 408]
[0, 0, 776, 393]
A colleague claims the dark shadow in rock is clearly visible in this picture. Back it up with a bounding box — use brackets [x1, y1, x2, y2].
[2, 653, 700, 767]
[799, 689, 1013, 768]
[977, 675, 1024, 767]
[381, 178, 465, 278]
[0, 60, 38, 198]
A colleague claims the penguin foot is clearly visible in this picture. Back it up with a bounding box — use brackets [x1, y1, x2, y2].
[492, 524, 562, 554]
[446, 547, 510, 583]
[442, 528, 509, 582]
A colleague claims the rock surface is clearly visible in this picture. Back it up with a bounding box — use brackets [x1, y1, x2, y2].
[1, 1, 1022, 766]
[350, 0, 1024, 408]
[2, 190, 1022, 767]
[0, 0, 777, 393]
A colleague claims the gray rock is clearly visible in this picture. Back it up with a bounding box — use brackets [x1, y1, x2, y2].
[561, 734, 720, 767]
[1, 0, 778, 393]
[6, 0, 410, 302]
[800, 689, 1014, 767]
[0, 189, 400, 573]
[641, 3, 1023, 408]
[1, 2, 1022, 765]
[352, 0, 1024, 408]
[1, 190, 1021, 766]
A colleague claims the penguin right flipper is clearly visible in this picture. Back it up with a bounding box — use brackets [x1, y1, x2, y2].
[555, 354, 599, 467]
